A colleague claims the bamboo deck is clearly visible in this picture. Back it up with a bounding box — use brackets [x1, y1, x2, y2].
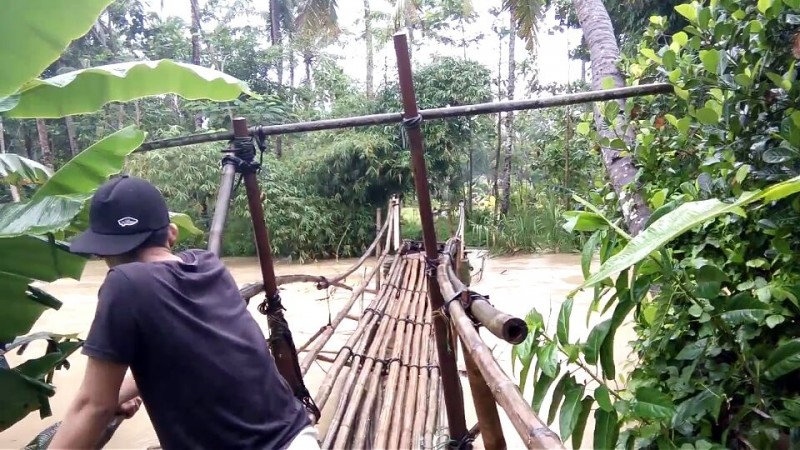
[313, 252, 443, 449]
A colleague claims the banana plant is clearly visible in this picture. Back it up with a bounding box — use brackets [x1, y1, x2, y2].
[0, 0, 257, 430]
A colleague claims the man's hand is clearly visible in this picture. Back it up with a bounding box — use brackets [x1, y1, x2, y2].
[117, 397, 143, 419]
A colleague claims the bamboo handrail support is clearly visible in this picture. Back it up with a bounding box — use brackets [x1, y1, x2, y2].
[437, 262, 565, 450]
[299, 214, 396, 373]
[238, 202, 397, 301]
[393, 32, 469, 445]
[441, 238, 528, 345]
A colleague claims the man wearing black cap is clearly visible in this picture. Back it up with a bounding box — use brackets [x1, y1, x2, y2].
[50, 175, 318, 449]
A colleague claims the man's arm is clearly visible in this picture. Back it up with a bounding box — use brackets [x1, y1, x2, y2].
[118, 374, 139, 405]
[48, 357, 127, 449]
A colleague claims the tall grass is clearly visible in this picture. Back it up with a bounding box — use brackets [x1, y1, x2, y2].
[401, 185, 583, 254]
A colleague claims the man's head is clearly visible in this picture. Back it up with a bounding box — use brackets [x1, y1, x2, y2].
[69, 175, 179, 267]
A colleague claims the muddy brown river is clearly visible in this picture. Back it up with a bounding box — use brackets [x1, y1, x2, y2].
[1, 252, 636, 449]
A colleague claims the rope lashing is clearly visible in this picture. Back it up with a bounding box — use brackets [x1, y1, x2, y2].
[424, 256, 439, 278]
[399, 114, 423, 149]
[258, 291, 322, 423]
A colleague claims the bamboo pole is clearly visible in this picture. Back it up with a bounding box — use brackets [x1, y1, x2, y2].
[372, 256, 425, 448]
[388, 257, 427, 449]
[334, 259, 423, 448]
[442, 238, 528, 345]
[376, 206, 383, 291]
[461, 334, 507, 450]
[439, 265, 564, 450]
[393, 32, 468, 443]
[424, 345, 441, 450]
[136, 83, 674, 152]
[398, 261, 430, 449]
[351, 260, 419, 448]
[411, 294, 434, 448]
[320, 280, 398, 450]
[207, 162, 236, 256]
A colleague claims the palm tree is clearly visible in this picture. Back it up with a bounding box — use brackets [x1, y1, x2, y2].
[363, 0, 374, 98]
[503, 0, 652, 234]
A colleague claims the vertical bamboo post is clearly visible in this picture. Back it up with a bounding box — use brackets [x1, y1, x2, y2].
[461, 326, 507, 450]
[235, 117, 316, 419]
[394, 195, 402, 251]
[393, 32, 469, 446]
[376, 206, 382, 291]
[207, 163, 236, 256]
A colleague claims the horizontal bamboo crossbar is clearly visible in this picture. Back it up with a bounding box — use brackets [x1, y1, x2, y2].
[136, 83, 673, 152]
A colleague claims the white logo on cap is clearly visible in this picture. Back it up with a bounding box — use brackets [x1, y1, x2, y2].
[118, 217, 139, 227]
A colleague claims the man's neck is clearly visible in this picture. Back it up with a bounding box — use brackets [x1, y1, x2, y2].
[137, 247, 182, 264]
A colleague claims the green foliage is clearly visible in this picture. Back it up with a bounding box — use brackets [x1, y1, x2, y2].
[1, 60, 259, 118]
[0, 333, 83, 431]
[0, 0, 113, 97]
[514, 1, 800, 448]
[126, 144, 375, 261]
[0, 154, 51, 187]
[0, 1, 256, 431]
[470, 183, 583, 254]
[376, 56, 494, 202]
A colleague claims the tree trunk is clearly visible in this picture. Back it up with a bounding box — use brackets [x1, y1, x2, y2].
[468, 138, 473, 214]
[117, 104, 125, 130]
[499, 14, 516, 216]
[23, 123, 34, 160]
[288, 27, 296, 88]
[270, 0, 284, 158]
[581, 59, 587, 83]
[269, 0, 284, 84]
[304, 52, 313, 87]
[364, 0, 374, 98]
[134, 100, 142, 126]
[492, 34, 503, 218]
[64, 116, 79, 157]
[573, 0, 651, 235]
[190, 0, 204, 131]
[492, 113, 502, 217]
[190, 0, 201, 65]
[564, 106, 571, 206]
[36, 119, 53, 169]
[0, 117, 21, 202]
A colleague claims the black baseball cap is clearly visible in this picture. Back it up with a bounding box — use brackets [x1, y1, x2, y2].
[69, 175, 170, 256]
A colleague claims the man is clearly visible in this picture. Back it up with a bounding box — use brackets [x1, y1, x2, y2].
[50, 175, 318, 450]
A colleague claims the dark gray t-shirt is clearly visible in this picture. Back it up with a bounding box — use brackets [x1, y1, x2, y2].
[82, 249, 310, 450]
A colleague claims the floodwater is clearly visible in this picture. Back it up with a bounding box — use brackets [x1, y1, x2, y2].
[1, 251, 636, 449]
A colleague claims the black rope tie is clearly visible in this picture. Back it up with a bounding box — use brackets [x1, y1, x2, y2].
[442, 295, 460, 315]
[258, 292, 286, 317]
[385, 282, 424, 294]
[400, 114, 423, 149]
[402, 114, 423, 130]
[424, 257, 439, 278]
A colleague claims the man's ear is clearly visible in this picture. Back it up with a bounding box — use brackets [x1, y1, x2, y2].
[167, 223, 179, 248]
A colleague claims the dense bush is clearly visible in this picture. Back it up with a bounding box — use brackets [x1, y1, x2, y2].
[516, 1, 800, 449]
[126, 144, 375, 262]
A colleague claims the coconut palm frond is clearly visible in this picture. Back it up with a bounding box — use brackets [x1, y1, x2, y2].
[502, 0, 548, 52]
[296, 0, 340, 38]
